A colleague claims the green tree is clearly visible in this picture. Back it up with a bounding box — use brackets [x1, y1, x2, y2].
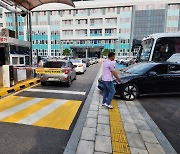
[63, 49, 71, 56]
[102, 49, 110, 56]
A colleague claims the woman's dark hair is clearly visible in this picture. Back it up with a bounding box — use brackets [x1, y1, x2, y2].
[37, 56, 41, 63]
[108, 52, 115, 58]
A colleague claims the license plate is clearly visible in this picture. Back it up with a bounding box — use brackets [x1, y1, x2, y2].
[48, 78, 59, 81]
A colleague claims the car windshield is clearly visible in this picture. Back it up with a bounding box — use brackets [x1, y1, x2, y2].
[123, 63, 155, 75]
[44, 61, 66, 68]
[138, 38, 154, 62]
[70, 59, 82, 63]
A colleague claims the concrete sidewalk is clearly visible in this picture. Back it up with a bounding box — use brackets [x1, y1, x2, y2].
[75, 88, 177, 154]
[64, 65, 177, 154]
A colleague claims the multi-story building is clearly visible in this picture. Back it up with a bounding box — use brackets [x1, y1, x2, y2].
[2, 0, 180, 58]
[0, 7, 6, 29]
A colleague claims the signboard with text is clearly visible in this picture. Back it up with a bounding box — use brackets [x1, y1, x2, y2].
[0, 37, 8, 43]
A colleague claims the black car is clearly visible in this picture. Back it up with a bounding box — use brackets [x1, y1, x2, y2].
[98, 62, 180, 101]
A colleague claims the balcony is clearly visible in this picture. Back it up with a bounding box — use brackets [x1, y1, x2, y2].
[76, 34, 87, 37]
[90, 23, 103, 27]
[75, 24, 88, 28]
[105, 33, 116, 36]
[62, 24, 73, 27]
[90, 33, 102, 36]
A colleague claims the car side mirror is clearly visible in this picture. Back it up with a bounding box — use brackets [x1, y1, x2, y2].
[148, 71, 157, 76]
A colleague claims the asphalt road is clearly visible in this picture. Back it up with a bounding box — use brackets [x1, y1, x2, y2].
[138, 95, 180, 154]
[0, 63, 101, 154]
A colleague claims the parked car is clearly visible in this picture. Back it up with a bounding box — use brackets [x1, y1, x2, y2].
[122, 57, 133, 66]
[88, 58, 94, 65]
[91, 57, 98, 64]
[82, 58, 91, 67]
[70, 59, 86, 73]
[40, 60, 76, 87]
[128, 58, 137, 66]
[116, 58, 125, 64]
[98, 62, 180, 101]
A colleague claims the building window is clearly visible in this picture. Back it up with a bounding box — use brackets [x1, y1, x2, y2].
[106, 7, 115, 13]
[105, 18, 117, 24]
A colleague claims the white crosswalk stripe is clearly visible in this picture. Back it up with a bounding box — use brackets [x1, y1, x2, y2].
[18, 99, 67, 125]
[0, 98, 44, 120]
[25, 88, 86, 95]
[0, 96, 81, 130]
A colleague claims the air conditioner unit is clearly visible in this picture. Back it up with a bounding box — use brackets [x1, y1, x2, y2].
[0, 28, 16, 38]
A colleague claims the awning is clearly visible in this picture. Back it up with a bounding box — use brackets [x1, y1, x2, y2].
[10, 0, 75, 11]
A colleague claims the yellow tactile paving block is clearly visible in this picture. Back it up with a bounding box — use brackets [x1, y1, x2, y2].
[109, 99, 131, 154]
[109, 111, 122, 117]
[111, 126, 125, 134]
[110, 121, 123, 127]
[111, 134, 128, 143]
[112, 142, 130, 154]
[110, 115, 122, 121]
[0, 96, 81, 130]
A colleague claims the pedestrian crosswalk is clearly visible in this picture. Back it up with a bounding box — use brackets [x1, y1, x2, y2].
[25, 88, 86, 95]
[0, 96, 81, 130]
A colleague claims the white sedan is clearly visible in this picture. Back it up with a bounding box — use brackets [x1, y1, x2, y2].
[70, 59, 86, 73]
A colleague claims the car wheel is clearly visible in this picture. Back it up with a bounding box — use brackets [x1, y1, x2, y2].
[41, 81, 46, 86]
[122, 84, 139, 101]
[67, 79, 72, 87]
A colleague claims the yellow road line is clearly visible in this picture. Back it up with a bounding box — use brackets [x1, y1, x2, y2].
[109, 99, 130, 154]
[34, 100, 81, 130]
[0, 96, 33, 112]
[1, 98, 56, 123]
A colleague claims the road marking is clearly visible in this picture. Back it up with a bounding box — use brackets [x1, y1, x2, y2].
[0, 96, 82, 130]
[1, 98, 56, 123]
[25, 88, 86, 95]
[0, 97, 43, 120]
[34, 100, 81, 130]
[0, 96, 34, 112]
[0, 96, 20, 106]
[18, 99, 67, 125]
